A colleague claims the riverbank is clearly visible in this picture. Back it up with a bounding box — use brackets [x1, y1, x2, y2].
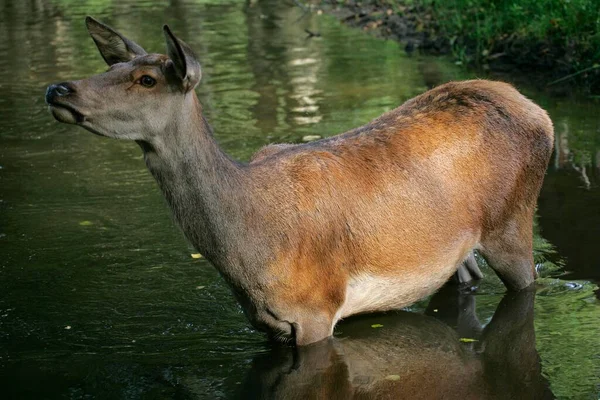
[317, 0, 600, 95]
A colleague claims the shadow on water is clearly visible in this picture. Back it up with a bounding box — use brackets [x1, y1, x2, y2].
[239, 288, 554, 400]
[538, 120, 600, 287]
[0, 288, 556, 400]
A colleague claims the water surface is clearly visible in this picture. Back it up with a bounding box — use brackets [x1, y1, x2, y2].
[0, 0, 599, 399]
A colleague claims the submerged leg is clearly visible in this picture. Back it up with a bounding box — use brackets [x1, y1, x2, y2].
[480, 217, 536, 291]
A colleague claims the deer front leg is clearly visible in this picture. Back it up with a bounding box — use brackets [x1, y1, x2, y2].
[264, 264, 346, 346]
[292, 313, 337, 346]
[256, 303, 337, 346]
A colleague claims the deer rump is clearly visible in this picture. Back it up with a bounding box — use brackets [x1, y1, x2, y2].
[45, 17, 554, 346]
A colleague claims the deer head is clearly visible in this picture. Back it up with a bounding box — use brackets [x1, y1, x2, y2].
[45, 17, 202, 142]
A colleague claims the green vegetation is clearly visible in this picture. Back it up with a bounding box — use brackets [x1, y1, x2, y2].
[336, 0, 600, 89]
[419, 1, 598, 63]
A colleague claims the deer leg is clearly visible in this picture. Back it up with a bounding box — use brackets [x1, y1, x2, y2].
[293, 313, 334, 346]
[480, 215, 537, 291]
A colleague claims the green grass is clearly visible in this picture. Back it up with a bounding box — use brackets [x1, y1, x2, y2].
[423, 0, 599, 63]
[340, 0, 600, 87]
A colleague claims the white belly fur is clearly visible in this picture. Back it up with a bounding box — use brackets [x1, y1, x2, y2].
[338, 264, 456, 320]
[328, 235, 480, 334]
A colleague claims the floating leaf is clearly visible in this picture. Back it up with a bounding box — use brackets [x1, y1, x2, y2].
[79, 221, 93, 226]
[191, 253, 202, 259]
[302, 135, 322, 142]
[459, 337, 478, 343]
[371, 324, 384, 328]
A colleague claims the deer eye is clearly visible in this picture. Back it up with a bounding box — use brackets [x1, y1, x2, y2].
[139, 75, 156, 88]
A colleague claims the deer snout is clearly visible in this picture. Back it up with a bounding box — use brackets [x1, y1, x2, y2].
[45, 82, 75, 104]
[46, 82, 84, 125]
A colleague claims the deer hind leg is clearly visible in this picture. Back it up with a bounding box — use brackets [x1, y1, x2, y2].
[480, 210, 537, 291]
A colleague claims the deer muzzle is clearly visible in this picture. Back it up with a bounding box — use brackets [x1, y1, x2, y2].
[46, 82, 85, 124]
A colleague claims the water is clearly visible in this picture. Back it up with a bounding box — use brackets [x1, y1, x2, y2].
[0, 0, 598, 398]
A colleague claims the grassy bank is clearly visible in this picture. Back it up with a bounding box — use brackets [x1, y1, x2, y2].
[323, 0, 600, 92]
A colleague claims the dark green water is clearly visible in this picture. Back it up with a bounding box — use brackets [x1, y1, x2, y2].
[0, 0, 598, 399]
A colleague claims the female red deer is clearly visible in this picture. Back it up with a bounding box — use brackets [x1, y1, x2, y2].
[45, 17, 553, 345]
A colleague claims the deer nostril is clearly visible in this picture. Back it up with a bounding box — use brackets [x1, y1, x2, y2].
[55, 84, 71, 96]
[46, 83, 75, 104]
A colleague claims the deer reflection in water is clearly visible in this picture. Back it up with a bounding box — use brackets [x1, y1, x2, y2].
[240, 288, 553, 400]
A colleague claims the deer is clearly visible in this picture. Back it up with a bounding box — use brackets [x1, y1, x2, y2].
[45, 17, 553, 346]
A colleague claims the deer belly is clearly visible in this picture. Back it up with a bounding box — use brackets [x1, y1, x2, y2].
[337, 262, 459, 319]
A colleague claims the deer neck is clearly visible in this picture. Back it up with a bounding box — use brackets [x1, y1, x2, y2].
[137, 94, 249, 264]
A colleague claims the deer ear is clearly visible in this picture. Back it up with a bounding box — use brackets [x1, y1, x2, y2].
[85, 16, 147, 66]
[163, 25, 201, 92]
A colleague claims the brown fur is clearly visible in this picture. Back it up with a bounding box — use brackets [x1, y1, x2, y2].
[46, 19, 554, 345]
[246, 81, 553, 342]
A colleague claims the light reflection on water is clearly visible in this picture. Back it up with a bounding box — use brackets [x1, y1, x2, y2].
[0, 0, 598, 398]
